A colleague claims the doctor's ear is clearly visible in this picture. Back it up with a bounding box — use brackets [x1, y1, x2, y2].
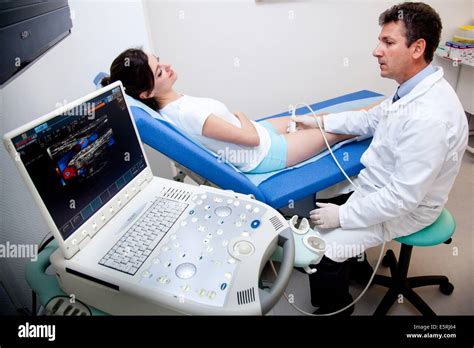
[412, 38, 426, 60]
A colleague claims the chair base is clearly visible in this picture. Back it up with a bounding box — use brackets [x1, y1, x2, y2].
[372, 245, 454, 316]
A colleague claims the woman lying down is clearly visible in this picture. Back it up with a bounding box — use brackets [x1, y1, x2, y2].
[102, 48, 373, 174]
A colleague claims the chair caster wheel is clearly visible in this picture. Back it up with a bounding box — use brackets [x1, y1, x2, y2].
[439, 282, 454, 295]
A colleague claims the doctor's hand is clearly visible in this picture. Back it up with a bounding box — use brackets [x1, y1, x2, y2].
[293, 114, 326, 130]
[310, 202, 341, 229]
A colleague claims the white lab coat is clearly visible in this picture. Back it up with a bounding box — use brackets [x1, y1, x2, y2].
[318, 66, 468, 262]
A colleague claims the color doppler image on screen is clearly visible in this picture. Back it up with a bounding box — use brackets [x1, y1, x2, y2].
[11, 87, 146, 240]
[46, 115, 115, 186]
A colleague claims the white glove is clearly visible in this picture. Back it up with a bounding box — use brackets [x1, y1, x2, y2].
[310, 202, 341, 229]
[292, 115, 322, 129]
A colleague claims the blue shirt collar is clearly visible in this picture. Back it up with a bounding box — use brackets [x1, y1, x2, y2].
[396, 64, 435, 99]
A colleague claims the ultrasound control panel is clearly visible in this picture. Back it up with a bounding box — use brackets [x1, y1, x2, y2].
[138, 191, 269, 307]
[50, 178, 294, 315]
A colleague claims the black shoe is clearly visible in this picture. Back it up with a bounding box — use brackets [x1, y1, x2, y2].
[350, 253, 374, 287]
[308, 256, 352, 308]
[313, 292, 354, 316]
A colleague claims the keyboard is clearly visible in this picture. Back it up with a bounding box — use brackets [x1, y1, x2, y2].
[99, 197, 188, 275]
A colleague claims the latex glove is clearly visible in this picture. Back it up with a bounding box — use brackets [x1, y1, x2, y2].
[310, 202, 341, 229]
[292, 115, 322, 129]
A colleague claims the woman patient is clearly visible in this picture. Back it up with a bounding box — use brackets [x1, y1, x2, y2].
[102, 48, 354, 174]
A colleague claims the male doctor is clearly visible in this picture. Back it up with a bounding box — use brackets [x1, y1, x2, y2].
[296, 2, 468, 315]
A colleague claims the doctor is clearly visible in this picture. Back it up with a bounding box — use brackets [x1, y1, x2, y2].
[296, 2, 468, 315]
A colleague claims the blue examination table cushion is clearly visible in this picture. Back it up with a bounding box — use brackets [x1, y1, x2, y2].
[94, 74, 383, 209]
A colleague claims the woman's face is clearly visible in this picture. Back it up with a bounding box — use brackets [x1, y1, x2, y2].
[143, 53, 177, 98]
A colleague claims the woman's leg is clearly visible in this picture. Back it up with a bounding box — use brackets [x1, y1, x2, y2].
[284, 130, 355, 167]
[262, 117, 293, 134]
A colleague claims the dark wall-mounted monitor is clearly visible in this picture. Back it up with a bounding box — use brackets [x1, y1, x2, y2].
[0, 0, 73, 87]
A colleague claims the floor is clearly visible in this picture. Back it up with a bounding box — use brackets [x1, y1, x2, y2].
[266, 142, 474, 316]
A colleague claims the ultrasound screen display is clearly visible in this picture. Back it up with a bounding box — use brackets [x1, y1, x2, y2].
[11, 86, 147, 240]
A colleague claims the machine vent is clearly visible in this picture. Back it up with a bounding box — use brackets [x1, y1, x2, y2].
[162, 187, 192, 202]
[237, 287, 256, 305]
[45, 296, 91, 316]
[269, 216, 284, 231]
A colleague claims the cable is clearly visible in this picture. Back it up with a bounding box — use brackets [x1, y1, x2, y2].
[32, 231, 55, 316]
[38, 232, 54, 253]
[273, 103, 389, 316]
[291, 103, 362, 194]
[270, 235, 386, 316]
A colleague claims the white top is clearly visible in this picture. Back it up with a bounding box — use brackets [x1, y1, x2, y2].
[324, 66, 468, 240]
[159, 95, 271, 172]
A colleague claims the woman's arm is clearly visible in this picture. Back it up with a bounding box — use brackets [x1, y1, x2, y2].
[202, 113, 260, 147]
[233, 111, 260, 144]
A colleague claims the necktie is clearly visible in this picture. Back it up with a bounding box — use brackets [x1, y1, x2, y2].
[392, 86, 400, 103]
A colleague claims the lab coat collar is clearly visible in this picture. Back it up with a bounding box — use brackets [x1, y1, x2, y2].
[397, 64, 436, 99]
[387, 66, 444, 112]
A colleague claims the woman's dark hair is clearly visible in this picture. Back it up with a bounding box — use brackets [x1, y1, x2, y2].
[101, 48, 157, 110]
[379, 2, 442, 63]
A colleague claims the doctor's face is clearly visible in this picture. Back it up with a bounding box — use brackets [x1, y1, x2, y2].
[372, 21, 415, 84]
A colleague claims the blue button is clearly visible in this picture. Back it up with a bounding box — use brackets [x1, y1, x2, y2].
[189, 210, 195, 215]
[220, 283, 227, 291]
[251, 220, 260, 229]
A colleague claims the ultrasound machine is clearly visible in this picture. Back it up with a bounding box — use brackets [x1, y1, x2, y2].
[4, 81, 300, 315]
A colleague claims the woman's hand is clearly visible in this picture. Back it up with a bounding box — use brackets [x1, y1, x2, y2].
[202, 113, 260, 147]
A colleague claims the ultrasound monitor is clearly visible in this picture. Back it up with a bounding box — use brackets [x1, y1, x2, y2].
[9, 85, 147, 241]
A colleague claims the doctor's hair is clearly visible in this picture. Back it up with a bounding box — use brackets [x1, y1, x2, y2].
[379, 2, 442, 63]
[101, 48, 157, 110]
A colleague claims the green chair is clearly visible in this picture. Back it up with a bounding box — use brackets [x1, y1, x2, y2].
[26, 239, 107, 316]
[372, 209, 455, 316]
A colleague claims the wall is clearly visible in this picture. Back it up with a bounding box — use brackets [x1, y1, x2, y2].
[0, 0, 162, 314]
[143, 0, 473, 117]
